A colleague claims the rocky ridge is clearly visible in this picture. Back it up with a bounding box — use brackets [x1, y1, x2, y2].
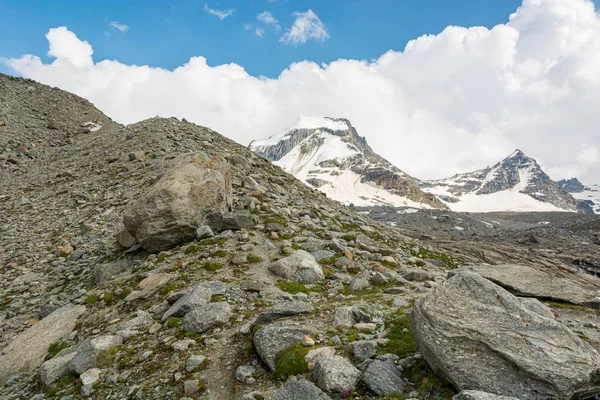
[2, 73, 600, 400]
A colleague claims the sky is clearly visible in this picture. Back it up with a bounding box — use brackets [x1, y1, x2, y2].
[1, 0, 600, 184]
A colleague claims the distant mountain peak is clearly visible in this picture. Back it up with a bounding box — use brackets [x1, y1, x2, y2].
[250, 117, 447, 209]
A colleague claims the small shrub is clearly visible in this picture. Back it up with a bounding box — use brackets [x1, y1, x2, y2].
[165, 317, 182, 329]
[103, 292, 115, 304]
[96, 346, 120, 368]
[211, 250, 227, 258]
[203, 261, 222, 271]
[247, 254, 262, 263]
[185, 244, 201, 254]
[84, 293, 99, 305]
[200, 238, 226, 246]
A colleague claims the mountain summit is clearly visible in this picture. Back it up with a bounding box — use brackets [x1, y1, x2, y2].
[249, 117, 447, 209]
[421, 150, 583, 213]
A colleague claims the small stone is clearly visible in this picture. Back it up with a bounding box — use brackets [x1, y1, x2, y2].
[57, 245, 73, 257]
[172, 338, 196, 351]
[80, 368, 101, 386]
[301, 335, 315, 347]
[235, 365, 255, 382]
[186, 355, 207, 372]
[184, 380, 200, 396]
[354, 323, 377, 332]
[196, 225, 214, 240]
[306, 347, 336, 370]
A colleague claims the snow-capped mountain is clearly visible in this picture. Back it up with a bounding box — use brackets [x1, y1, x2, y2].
[558, 178, 600, 214]
[249, 117, 447, 209]
[421, 150, 582, 213]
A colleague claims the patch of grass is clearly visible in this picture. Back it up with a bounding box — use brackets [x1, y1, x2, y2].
[291, 244, 301, 250]
[276, 280, 324, 294]
[211, 250, 228, 258]
[542, 300, 582, 310]
[381, 260, 398, 268]
[319, 253, 342, 265]
[202, 261, 222, 271]
[97, 346, 120, 368]
[160, 280, 181, 296]
[274, 343, 310, 378]
[157, 252, 169, 262]
[246, 254, 262, 263]
[48, 340, 69, 357]
[103, 292, 114, 304]
[342, 234, 357, 242]
[379, 312, 418, 358]
[200, 238, 226, 246]
[165, 317, 182, 329]
[84, 293, 99, 305]
[264, 216, 288, 227]
[403, 360, 456, 399]
[410, 247, 461, 269]
[185, 244, 201, 254]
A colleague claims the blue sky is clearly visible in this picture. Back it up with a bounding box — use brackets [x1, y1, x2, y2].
[0, 0, 526, 77]
[2, 0, 600, 184]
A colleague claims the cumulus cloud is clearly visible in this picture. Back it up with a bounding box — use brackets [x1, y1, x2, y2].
[4, 0, 600, 184]
[257, 11, 280, 30]
[204, 3, 235, 20]
[255, 28, 265, 37]
[280, 10, 329, 45]
[109, 21, 129, 33]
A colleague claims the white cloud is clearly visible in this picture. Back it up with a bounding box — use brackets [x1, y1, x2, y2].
[255, 28, 265, 37]
[109, 21, 129, 33]
[5, 0, 600, 184]
[204, 3, 235, 20]
[280, 10, 329, 45]
[258, 11, 280, 30]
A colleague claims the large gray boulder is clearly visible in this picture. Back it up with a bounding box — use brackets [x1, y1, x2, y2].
[362, 359, 405, 395]
[182, 302, 231, 333]
[253, 301, 314, 326]
[68, 335, 124, 374]
[268, 376, 332, 400]
[123, 153, 232, 252]
[314, 355, 362, 394]
[269, 250, 325, 283]
[411, 271, 600, 400]
[0, 304, 86, 385]
[455, 264, 600, 308]
[253, 322, 315, 371]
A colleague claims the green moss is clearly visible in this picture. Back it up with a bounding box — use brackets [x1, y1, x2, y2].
[200, 237, 226, 246]
[160, 280, 180, 296]
[379, 312, 418, 358]
[274, 343, 310, 378]
[276, 280, 324, 294]
[264, 216, 288, 227]
[103, 292, 114, 304]
[211, 250, 228, 258]
[203, 261, 222, 271]
[165, 317, 182, 329]
[381, 260, 398, 268]
[48, 340, 68, 357]
[84, 293, 99, 305]
[403, 360, 456, 399]
[340, 222, 361, 232]
[291, 244, 301, 250]
[184, 244, 201, 254]
[96, 346, 120, 368]
[156, 252, 169, 262]
[246, 254, 262, 263]
[542, 300, 582, 310]
[342, 234, 357, 242]
[319, 253, 342, 265]
[120, 288, 131, 299]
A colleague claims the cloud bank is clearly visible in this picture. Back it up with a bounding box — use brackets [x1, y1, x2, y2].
[4, 0, 600, 184]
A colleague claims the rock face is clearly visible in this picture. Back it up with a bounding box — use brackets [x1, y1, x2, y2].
[123, 152, 232, 252]
[268, 376, 332, 400]
[0, 305, 86, 385]
[455, 264, 600, 308]
[249, 117, 447, 209]
[362, 359, 405, 395]
[411, 271, 600, 399]
[269, 250, 325, 283]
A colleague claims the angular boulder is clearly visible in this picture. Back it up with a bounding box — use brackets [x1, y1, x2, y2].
[253, 301, 314, 326]
[269, 250, 325, 283]
[362, 359, 405, 395]
[162, 284, 212, 321]
[253, 322, 315, 371]
[411, 271, 600, 400]
[182, 302, 231, 333]
[453, 391, 521, 400]
[0, 305, 86, 386]
[123, 153, 232, 252]
[314, 355, 362, 394]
